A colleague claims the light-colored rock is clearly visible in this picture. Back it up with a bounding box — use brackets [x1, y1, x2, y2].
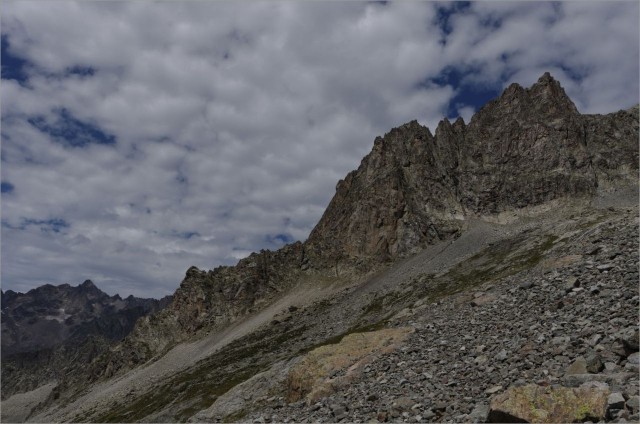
[0, 383, 57, 423]
[565, 356, 588, 375]
[607, 392, 626, 411]
[488, 384, 609, 423]
[468, 404, 489, 423]
[626, 396, 640, 414]
[627, 351, 640, 365]
[470, 294, 498, 307]
[286, 327, 413, 403]
[485, 385, 503, 395]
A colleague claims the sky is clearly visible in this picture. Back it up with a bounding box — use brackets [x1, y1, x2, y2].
[1, 1, 638, 298]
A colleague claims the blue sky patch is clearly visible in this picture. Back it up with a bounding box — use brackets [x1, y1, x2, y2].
[266, 233, 293, 245]
[1, 35, 29, 83]
[3, 217, 70, 233]
[1, 182, 15, 194]
[27, 218, 70, 233]
[435, 2, 471, 37]
[430, 67, 503, 120]
[65, 65, 96, 77]
[28, 108, 116, 147]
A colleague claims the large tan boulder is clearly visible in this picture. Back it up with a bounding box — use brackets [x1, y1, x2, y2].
[488, 384, 609, 423]
[286, 327, 413, 403]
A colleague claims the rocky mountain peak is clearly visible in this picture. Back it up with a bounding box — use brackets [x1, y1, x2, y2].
[470, 72, 579, 130]
[80, 279, 96, 288]
[78, 279, 102, 295]
[185, 265, 204, 279]
[528, 71, 580, 115]
[307, 72, 637, 270]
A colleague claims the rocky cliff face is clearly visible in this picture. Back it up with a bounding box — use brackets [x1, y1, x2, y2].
[27, 73, 639, 401]
[98, 242, 308, 376]
[307, 73, 638, 265]
[0, 281, 170, 398]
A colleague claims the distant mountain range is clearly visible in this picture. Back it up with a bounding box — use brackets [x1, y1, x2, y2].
[1, 280, 170, 398]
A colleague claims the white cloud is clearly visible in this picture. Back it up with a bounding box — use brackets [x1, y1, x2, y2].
[456, 106, 475, 124]
[442, 1, 639, 113]
[1, 1, 638, 297]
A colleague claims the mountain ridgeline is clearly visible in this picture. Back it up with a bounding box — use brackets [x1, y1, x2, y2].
[307, 73, 637, 263]
[97, 73, 638, 379]
[1, 281, 171, 398]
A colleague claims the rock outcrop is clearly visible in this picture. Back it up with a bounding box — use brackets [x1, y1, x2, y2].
[99, 242, 308, 377]
[487, 384, 610, 423]
[307, 73, 638, 266]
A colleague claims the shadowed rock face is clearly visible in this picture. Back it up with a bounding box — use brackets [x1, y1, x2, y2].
[1, 280, 170, 356]
[307, 73, 638, 264]
[0, 281, 171, 398]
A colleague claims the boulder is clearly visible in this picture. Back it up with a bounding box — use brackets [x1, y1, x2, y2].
[565, 356, 588, 375]
[585, 353, 604, 374]
[488, 384, 609, 423]
[607, 392, 625, 411]
[285, 327, 413, 403]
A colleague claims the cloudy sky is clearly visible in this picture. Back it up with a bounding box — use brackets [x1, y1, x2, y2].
[1, 1, 638, 298]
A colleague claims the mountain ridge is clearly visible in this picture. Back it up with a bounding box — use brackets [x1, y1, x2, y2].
[2, 72, 638, 422]
[306, 72, 637, 266]
[1, 280, 171, 399]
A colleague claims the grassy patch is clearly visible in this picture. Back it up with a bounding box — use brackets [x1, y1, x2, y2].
[297, 316, 391, 357]
[418, 233, 559, 303]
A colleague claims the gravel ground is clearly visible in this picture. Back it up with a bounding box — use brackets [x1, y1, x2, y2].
[247, 207, 639, 423]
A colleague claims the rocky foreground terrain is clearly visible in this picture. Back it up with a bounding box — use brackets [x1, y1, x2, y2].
[1, 73, 638, 423]
[241, 206, 639, 423]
